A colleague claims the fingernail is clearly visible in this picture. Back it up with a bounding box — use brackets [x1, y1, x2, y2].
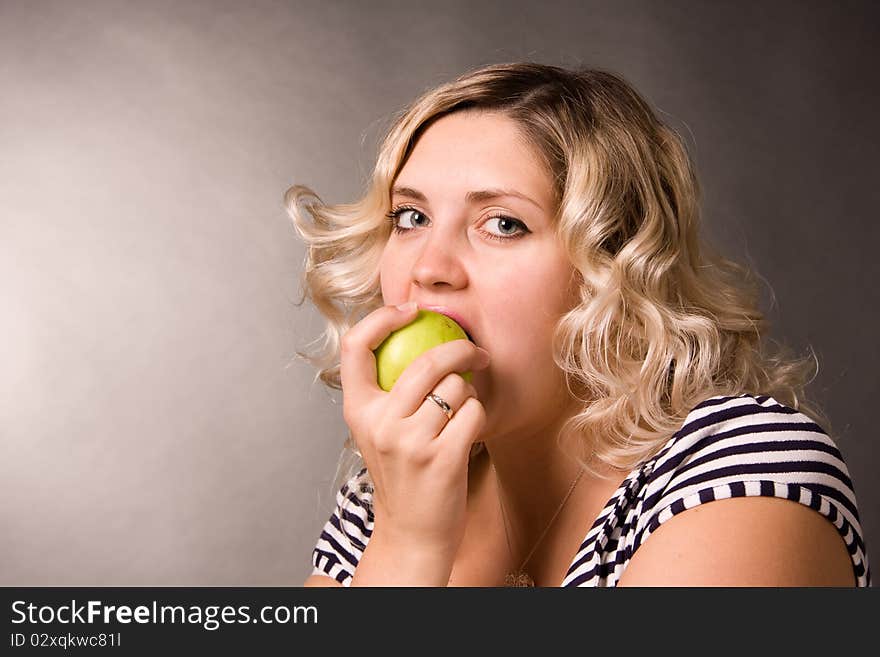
[477, 347, 491, 364]
[396, 301, 417, 312]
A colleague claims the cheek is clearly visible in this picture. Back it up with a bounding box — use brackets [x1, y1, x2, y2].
[504, 261, 574, 319]
[477, 296, 571, 433]
[482, 261, 576, 375]
[378, 247, 408, 304]
[484, 275, 567, 361]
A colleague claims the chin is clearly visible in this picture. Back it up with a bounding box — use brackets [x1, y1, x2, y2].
[470, 373, 491, 408]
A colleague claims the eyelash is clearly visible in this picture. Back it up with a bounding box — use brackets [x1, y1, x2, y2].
[384, 204, 530, 242]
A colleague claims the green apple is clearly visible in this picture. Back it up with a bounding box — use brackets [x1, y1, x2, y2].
[374, 309, 473, 392]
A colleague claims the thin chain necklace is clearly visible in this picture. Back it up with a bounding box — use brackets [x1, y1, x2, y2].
[492, 463, 584, 587]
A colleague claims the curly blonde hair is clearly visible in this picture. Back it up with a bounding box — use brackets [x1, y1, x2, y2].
[286, 62, 827, 480]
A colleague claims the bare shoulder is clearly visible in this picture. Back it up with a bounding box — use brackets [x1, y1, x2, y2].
[303, 574, 344, 587]
[617, 496, 854, 587]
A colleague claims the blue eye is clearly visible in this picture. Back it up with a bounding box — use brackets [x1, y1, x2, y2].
[385, 205, 530, 242]
[483, 215, 527, 239]
[386, 207, 429, 230]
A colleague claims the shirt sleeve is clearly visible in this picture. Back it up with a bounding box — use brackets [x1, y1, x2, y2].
[310, 468, 374, 586]
[633, 394, 871, 586]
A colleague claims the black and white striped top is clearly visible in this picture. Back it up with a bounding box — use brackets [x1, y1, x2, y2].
[311, 394, 871, 586]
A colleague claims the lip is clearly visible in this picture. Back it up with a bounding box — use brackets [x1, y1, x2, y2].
[419, 305, 476, 343]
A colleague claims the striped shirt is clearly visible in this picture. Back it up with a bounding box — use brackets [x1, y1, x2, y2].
[311, 394, 871, 586]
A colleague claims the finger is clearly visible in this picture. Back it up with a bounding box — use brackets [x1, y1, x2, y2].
[432, 396, 487, 466]
[388, 339, 490, 417]
[340, 302, 420, 406]
[413, 373, 478, 439]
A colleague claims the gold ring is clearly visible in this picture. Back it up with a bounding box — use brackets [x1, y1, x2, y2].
[425, 392, 453, 420]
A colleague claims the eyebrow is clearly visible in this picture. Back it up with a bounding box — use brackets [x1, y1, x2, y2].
[391, 186, 544, 211]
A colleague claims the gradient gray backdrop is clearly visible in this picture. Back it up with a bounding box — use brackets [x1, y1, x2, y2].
[2, 0, 877, 585]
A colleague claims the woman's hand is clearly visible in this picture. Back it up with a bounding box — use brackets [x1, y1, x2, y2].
[340, 302, 491, 582]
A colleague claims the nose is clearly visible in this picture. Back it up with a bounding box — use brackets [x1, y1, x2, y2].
[410, 230, 468, 291]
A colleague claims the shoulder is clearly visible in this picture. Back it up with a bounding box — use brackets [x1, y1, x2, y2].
[643, 394, 855, 516]
[310, 468, 375, 587]
[618, 394, 870, 586]
[618, 494, 857, 586]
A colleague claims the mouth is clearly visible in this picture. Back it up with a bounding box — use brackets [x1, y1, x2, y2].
[420, 305, 476, 345]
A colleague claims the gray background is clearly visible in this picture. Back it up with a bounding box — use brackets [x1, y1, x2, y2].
[1, 0, 877, 585]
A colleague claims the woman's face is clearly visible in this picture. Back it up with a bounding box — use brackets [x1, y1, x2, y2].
[379, 110, 581, 445]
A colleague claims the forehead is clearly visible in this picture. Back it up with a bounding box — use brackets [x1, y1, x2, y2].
[393, 111, 555, 210]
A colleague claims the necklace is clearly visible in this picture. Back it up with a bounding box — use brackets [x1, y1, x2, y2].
[492, 463, 584, 587]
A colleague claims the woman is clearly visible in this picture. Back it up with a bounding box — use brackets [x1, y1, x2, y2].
[287, 62, 870, 587]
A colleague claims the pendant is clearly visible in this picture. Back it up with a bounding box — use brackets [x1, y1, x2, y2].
[504, 570, 535, 587]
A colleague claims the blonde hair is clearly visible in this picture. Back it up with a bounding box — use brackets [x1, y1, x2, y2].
[286, 62, 827, 483]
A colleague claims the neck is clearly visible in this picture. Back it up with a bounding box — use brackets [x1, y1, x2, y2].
[482, 400, 629, 580]
[483, 401, 578, 550]
[486, 450, 578, 558]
